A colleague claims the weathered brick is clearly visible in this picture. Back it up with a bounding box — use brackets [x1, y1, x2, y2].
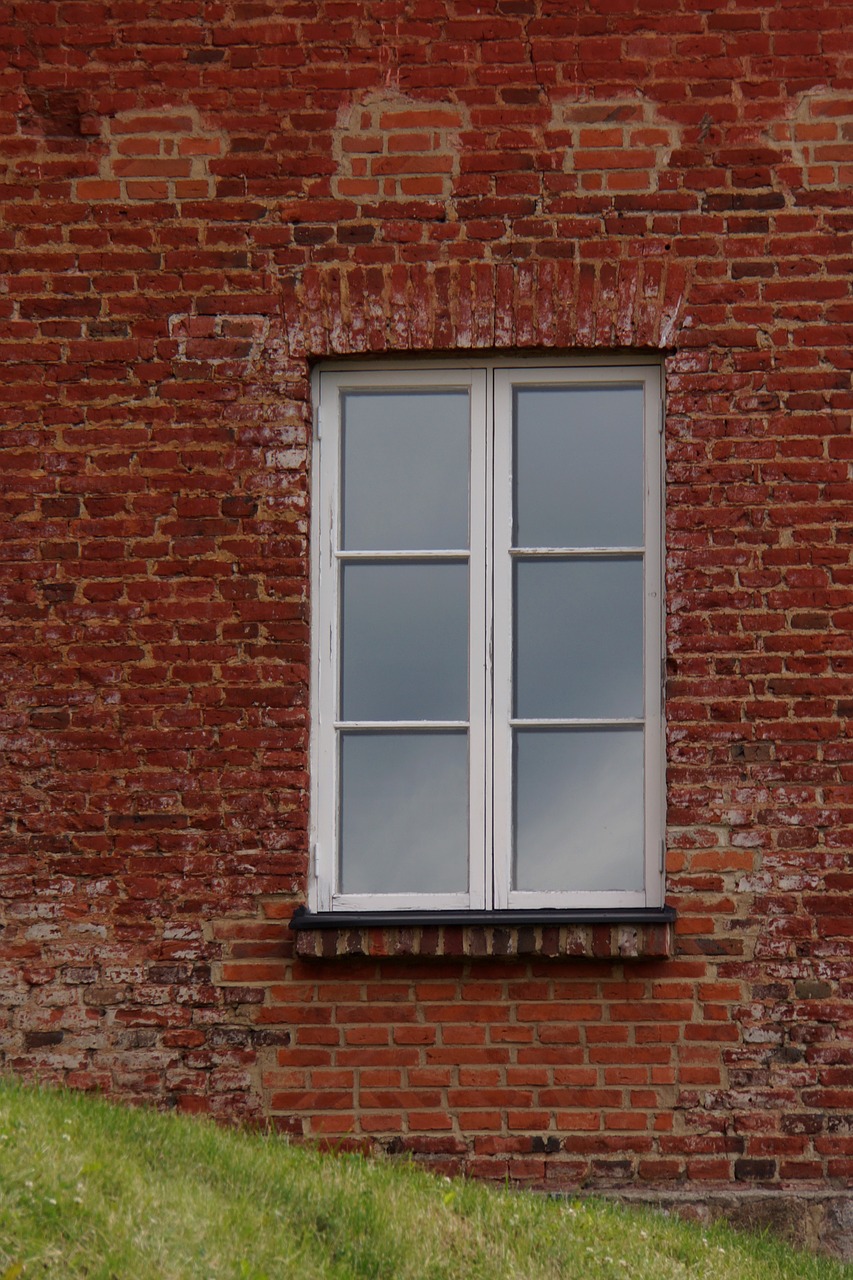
[2, 2, 853, 1235]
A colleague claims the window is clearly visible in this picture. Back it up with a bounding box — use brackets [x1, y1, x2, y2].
[310, 359, 664, 915]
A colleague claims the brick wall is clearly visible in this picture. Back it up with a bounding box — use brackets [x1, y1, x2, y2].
[3, 0, 853, 1247]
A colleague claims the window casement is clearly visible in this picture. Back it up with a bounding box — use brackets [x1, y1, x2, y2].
[310, 358, 664, 916]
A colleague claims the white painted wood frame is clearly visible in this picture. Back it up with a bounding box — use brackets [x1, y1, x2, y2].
[310, 359, 664, 914]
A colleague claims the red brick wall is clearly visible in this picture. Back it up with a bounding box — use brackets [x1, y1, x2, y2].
[3, 0, 853, 1206]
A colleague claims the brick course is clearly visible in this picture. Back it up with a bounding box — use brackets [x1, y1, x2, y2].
[2, 0, 853, 1255]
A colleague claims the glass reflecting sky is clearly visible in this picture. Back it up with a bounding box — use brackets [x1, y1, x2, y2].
[341, 562, 469, 722]
[514, 727, 644, 892]
[514, 558, 643, 719]
[514, 385, 644, 548]
[342, 391, 470, 550]
[340, 731, 469, 894]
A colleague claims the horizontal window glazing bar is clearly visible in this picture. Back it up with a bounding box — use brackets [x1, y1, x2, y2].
[335, 721, 469, 731]
[336, 549, 470, 560]
[509, 717, 644, 727]
[509, 547, 644, 557]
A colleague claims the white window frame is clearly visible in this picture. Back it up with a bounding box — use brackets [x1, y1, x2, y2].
[310, 356, 664, 914]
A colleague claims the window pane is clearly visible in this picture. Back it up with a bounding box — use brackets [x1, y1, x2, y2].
[514, 385, 644, 548]
[514, 727, 644, 892]
[342, 391, 470, 550]
[341, 562, 468, 722]
[340, 731, 468, 894]
[514, 558, 643, 719]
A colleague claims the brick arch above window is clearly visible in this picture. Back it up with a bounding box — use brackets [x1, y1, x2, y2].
[277, 259, 693, 361]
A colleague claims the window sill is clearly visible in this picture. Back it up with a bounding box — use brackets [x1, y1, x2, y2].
[290, 906, 675, 960]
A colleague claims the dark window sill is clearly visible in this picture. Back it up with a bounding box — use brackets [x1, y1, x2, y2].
[290, 906, 675, 959]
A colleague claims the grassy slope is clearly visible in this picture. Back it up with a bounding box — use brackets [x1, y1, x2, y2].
[0, 1077, 849, 1280]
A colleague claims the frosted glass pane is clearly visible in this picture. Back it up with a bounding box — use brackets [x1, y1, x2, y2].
[341, 563, 468, 721]
[340, 732, 468, 894]
[514, 558, 643, 719]
[514, 728, 644, 892]
[514, 385, 644, 548]
[342, 391, 469, 550]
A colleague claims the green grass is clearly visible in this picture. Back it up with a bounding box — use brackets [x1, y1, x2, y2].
[0, 1077, 849, 1280]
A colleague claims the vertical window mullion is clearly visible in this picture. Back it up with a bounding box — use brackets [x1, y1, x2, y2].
[468, 370, 488, 909]
[491, 371, 514, 909]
